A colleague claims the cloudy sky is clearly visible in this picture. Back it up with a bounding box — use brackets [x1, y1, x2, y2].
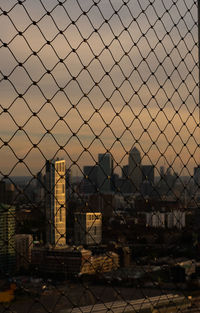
[0, 0, 198, 177]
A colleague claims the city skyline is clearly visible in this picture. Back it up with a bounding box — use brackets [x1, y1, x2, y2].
[1, 1, 200, 311]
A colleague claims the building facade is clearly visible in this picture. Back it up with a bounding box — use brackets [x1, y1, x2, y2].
[15, 234, 33, 271]
[97, 153, 113, 193]
[141, 165, 155, 197]
[128, 147, 142, 193]
[81, 165, 98, 194]
[146, 211, 165, 228]
[74, 212, 102, 246]
[0, 204, 15, 273]
[45, 159, 66, 246]
[31, 246, 119, 278]
[145, 210, 186, 229]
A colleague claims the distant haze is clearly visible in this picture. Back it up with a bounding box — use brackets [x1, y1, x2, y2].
[0, 0, 198, 177]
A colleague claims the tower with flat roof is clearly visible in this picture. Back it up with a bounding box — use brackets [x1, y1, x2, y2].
[45, 159, 66, 246]
[97, 153, 113, 193]
[0, 204, 15, 273]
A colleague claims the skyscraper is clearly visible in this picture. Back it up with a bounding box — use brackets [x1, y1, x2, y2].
[194, 166, 200, 191]
[45, 159, 66, 246]
[0, 204, 15, 273]
[128, 147, 142, 193]
[74, 212, 102, 245]
[141, 165, 155, 197]
[82, 165, 98, 194]
[97, 153, 113, 193]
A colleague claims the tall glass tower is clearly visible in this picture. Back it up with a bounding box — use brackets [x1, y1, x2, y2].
[98, 153, 113, 193]
[45, 159, 66, 246]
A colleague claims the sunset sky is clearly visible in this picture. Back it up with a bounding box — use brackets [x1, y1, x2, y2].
[0, 0, 198, 177]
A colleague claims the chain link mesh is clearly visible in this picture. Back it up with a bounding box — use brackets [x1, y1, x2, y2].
[0, 0, 199, 312]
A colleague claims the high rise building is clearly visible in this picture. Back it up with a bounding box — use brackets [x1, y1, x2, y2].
[81, 165, 98, 194]
[45, 159, 66, 246]
[66, 168, 72, 198]
[0, 204, 15, 273]
[141, 165, 154, 183]
[141, 165, 155, 197]
[0, 181, 16, 205]
[128, 147, 142, 193]
[122, 165, 129, 179]
[194, 166, 200, 191]
[74, 212, 102, 246]
[15, 234, 33, 271]
[0, 181, 6, 203]
[97, 153, 113, 193]
[34, 171, 44, 203]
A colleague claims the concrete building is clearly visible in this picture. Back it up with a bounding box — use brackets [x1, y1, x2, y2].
[0, 204, 15, 273]
[141, 165, 154, 184]
[194, 166, 200, 197]
[146, 212, 165, 228]
[167, 211, 186, 229]
[31, 246, 91, 278]
[34, 171, 44, 203]
[122, 165, 129, 179]
[194, 166, 200, 184]
[141, 165, 155, 197]
[128, 147, 142, 193]
[84, 193, 119, 220]
[145, 210, 186, 229]
[81, 166, 98, 194]
[31, 245, 119, 278]
[97, 153, 113, 193]
[45, 159, 66, 246]
[66, 168, 72, 198]
[0, 181, 16, 205]
[15, 234, 33, 271]
[0, 182, 6, 204]
[74, 212, 102, 246]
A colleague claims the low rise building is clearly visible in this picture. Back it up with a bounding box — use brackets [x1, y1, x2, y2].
[146, 212, 165, 228]
[31, 245, 119, 278]
[145, 210, 186, 229]
[167, 210, 185, 229]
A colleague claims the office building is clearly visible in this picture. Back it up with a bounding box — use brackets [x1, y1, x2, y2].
[167, 211, 186, 229]
[141, 165, 155, 196]
[194, 166, 200, 195]
[0, 204, 15, 273]
[128, 147, 142, 193]
[31, 245, 119, 278]
[97, 153, 113, 193]
[145, 210, 186, 229]
[15, 234, 33, 271]
[146, 211, 165, 228]
[0, 181, 6, 203]
[66, 168, 72, 197]
[74, 212, 102, 246]
[0, 181, 16, 205]
[141, 165, 154, 183]
[45, 159, 66, 246]
[81, 165, 98, 194]
[122, 165, 129, 179]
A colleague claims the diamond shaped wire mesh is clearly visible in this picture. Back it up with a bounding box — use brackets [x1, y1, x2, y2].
[0, 0, 199, 312]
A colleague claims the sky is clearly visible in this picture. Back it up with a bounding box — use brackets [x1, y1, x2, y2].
[0, 0, 199, 177]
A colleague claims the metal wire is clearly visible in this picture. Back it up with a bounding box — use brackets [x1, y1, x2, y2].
[0, 0, 199, 312]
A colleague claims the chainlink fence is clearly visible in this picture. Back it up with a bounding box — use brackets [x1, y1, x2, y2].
[0, 0, 199, 312]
